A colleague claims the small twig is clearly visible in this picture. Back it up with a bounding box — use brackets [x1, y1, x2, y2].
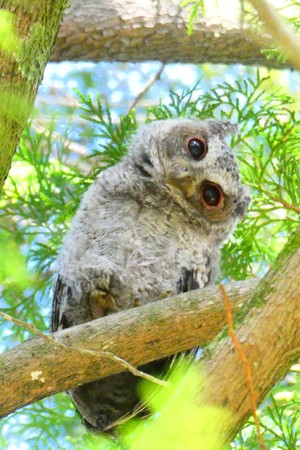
[126, 63, 165, 116]
[219, 284, 265, 450]
[268, 194, 300, 215]
[248, 183, 300, 215]
[249, 0, 300, 72]
[0, 311, 55, 343]
[74, 348, 167, 386]
[0, 311, 167, 387]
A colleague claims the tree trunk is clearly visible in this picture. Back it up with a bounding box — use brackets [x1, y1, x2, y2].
[201, 225, 300, 441]
[0, 0, 68, 193]
[52, 0, 287, 67]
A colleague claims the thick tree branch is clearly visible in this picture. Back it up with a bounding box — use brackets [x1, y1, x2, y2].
[51, 0, 288, 67]
[0, 279, 257, 418]
[201, 226, 300, 442]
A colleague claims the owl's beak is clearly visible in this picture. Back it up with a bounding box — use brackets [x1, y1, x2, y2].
[165, 165, 196, 197]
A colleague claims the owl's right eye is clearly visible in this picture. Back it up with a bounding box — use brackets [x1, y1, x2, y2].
[200, 181, 223, 208]
[186, 137, 207, 161]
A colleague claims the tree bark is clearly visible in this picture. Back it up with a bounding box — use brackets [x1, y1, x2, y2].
[0, 279, 257, 418]
[201, 226, 300, 441]
[51, 0, 286, 67]
[0, 0, 68, 193]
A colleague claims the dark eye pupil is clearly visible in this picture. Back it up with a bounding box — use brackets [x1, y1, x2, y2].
[203, 185, 221, 206]
[188, 139, 206, 160]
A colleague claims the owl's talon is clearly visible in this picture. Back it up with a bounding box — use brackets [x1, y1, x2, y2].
[133, 297, 141, 307]
[89, 289, 118, 319]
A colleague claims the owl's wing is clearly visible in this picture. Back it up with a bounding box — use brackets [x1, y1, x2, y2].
[177, 268, 200, 293]
[51, 276, 72, 332]
[51, 274, 119, 332]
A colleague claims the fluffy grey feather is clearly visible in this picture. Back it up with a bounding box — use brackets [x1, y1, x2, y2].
[51, 118, 251, 433]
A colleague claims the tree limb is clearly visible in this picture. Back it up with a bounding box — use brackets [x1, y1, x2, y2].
[201, 226, 300, 442]
[0, 279, 257, 418]
[51, 0, 288, 67]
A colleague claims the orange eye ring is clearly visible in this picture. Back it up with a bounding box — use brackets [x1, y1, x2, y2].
[200, 181, 223, 208]
[186, 137, 207, 161]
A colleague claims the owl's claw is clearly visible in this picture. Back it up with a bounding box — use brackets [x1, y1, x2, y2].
[88, 289, 119, 319]
[93, 273, 113, 293]
[133, 297, 142, 307]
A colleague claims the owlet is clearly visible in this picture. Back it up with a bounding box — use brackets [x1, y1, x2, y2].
[51, 118, 251, 433]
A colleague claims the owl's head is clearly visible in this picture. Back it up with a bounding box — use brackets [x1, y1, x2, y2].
[128, 118, 251, 240]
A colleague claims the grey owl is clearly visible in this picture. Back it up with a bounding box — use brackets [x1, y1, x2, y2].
[51, 117, 251, 433]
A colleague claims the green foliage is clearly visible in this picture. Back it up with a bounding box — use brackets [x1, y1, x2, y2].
[76, 89, 138, 171]
[121, 364, 230, 450]
[180, 0, 206, 35]
[62, 363, 231, 450]
[0, 230, 32, 291]
[0, 120, 91, 344]
[0, 69, 299, 449]
[235, 395, 300, 449]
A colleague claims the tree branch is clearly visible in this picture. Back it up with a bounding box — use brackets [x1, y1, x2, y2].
[126, 63, 165, 115]
[51, 0, 289, 68]
[0, 279, 257, 418]
[0, 311, 167, 387]
[201, 226, 300, 442]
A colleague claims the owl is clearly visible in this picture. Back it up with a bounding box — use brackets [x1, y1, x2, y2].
[51, 118, 251, 433]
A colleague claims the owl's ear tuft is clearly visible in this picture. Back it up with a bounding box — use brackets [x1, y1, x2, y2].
[204, 119, 238, 138]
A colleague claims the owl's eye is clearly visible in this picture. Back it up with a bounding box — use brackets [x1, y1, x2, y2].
[186, 137, 207, 160]
[201, 181, 223, 208]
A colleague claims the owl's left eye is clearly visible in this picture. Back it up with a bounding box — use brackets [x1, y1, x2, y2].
[186, 137, 207, 160]
[200, 181, 223, 208]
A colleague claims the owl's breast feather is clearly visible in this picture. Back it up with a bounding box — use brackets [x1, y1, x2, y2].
[59, 185, 219, 310]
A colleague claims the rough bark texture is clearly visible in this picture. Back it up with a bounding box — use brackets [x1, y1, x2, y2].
[202, 226, 300, 441]
[52, 0, 284, 67]
[0, 279, 257, 418]
[0, 0, 68, 193]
